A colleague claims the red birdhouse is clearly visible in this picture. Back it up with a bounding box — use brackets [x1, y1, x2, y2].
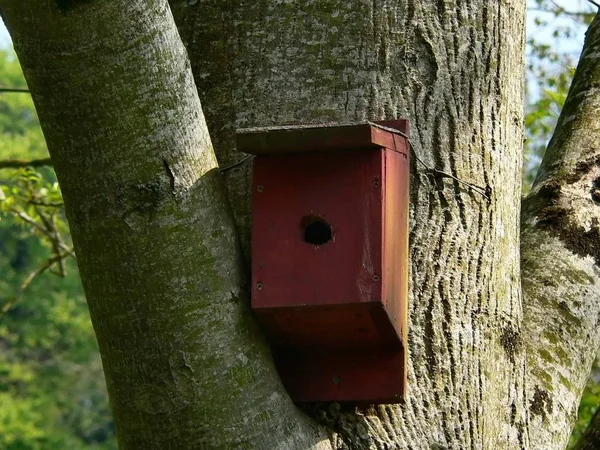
[236, 120, 410, 404]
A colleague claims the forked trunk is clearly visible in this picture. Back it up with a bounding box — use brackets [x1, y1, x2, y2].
[2, 0, 600, 448]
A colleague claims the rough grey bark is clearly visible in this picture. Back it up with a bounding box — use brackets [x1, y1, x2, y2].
[521, 13, 600, 449]
[0, 1, 328, 449]
[171, 1, 530, 448]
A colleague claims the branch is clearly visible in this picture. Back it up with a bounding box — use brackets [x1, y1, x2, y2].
[27, 200, 63, 207]
[529, 6, 596, 20]
[520, 12, 600, 447]
[0, 158, 53, 169]
[1, 250, 74, 315]
[0, 87, 30, 93]
[0, 1, 325, 447]
[11, 208, 73, 256]
[37, 209, 66, 276]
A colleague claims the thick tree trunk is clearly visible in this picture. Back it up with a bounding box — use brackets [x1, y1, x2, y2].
[0, 1, 328, 449]
[521, 13, 600, 449]
[171, 1, 531, 448]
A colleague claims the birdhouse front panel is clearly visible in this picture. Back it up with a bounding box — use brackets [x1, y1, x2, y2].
[237, 121, 410, 404]
[252, 149, 382, 309]
[251, 148, 395, 350]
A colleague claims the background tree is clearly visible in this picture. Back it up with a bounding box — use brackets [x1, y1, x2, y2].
[524, 3, 600, 446]
[524, 0, 596, 192]
[0, 49, 116, 449]
[0, 1, 599, 449]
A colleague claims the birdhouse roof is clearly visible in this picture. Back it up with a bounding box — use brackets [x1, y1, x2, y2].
[236, 120, 409, 156]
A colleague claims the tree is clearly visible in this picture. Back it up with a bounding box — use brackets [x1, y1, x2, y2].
[524, 0, 596, 193]
[0, 50, 116, 449]
[1, 1, 599, 449]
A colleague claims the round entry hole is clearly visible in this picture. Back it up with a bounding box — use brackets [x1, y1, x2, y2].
[302, 215, 332, 246]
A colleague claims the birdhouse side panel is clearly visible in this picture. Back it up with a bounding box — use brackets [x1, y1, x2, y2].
[382, 146, 410, 352]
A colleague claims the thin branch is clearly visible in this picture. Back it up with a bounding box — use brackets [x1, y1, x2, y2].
[11, 209, 73, 255]
[0, 87, 30, 93]
[51, 213, 68, 273]
[547, 0, 598, 14]
[529, 7, 595, 21]
[0, 251, 73, 315]
[13, 209, 51, 234]
[0, 158, 53, 170]
[589, 0, 600, 9]
[27, 200, 64, 208]
[37, 209, 66, 276]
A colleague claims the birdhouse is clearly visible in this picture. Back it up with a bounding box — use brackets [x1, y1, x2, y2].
[236, 120, 410, 404]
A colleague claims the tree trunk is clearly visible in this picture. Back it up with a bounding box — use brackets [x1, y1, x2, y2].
[521, 13, 600, 449]
[171, 1, 531, 448]
[0, 1, 328, 449]
[2, 0, 600, 448]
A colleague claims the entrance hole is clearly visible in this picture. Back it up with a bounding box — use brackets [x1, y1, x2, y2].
[302, 215, 333, 246]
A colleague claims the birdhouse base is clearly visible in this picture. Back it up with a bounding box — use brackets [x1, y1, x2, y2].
[273, 346, 405, 404]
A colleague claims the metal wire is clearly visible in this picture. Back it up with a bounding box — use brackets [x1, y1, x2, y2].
[219, 154, 254, 173]
[367, 121, 489, 200]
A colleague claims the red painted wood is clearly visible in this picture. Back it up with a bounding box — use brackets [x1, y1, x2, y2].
[382, 132, 411, 395]
[236, 120, 409, 156]
[254, 303, 401, 350]
[241, 120, 410, 404]
[274, 347, 405, 404]
[252, 149, 383, 310]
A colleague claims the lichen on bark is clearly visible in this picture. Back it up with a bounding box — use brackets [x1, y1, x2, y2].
[520, 12, 600, 450]
[0, 0, 329, 448]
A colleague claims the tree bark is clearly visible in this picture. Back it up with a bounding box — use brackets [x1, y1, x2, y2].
[3, 0, 600, 448]
[521, 12, 600, 449]
[171, 1, 531, 448]
[0, 1, 328, 449]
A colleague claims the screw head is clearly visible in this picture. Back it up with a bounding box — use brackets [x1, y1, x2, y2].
[332, 376, 340, 384]
[257, 185, 264, 192]
[372, 179, 380, 188]
[256, 282, 263, 291]
[373, 275, 380, 282]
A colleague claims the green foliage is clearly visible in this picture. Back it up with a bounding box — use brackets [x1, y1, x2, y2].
[0, 47, 116, 449]
[0, 2, 598, 448]
[0, 167, 69, 273]
[569, 355, 600, 448]
[523, 66, 573, 191]
[0, 51, 46, 160]
[524, 0, 594, 193]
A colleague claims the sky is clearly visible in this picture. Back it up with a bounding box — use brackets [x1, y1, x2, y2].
[527, 0, 592, 56]
[0, 22, 8, 48]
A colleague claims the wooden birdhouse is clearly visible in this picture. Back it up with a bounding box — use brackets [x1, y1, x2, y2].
[236, 120, 410, 404]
